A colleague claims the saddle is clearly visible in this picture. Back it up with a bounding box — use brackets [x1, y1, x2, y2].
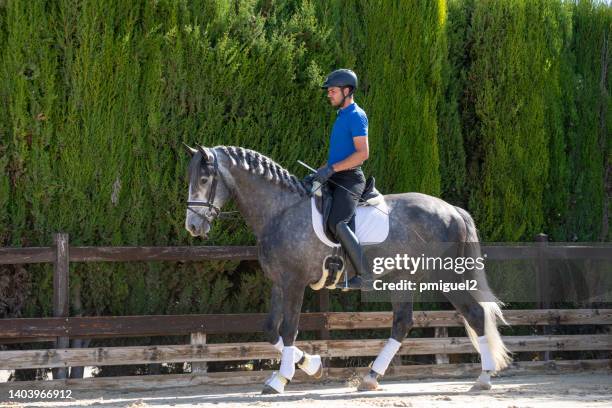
[301, 174, 388, 291]
[301, 175, 383, 243]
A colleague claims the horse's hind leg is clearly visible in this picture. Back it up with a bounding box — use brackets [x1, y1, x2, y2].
[444, 291, 511, 391]
[358, 301, 414, 391]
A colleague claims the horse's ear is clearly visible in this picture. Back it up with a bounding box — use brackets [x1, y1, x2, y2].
[183, 142, 197, 156]
[197, 145, 213, 163]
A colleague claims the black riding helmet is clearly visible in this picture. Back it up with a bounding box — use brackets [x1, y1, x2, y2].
[321, 69, 358, 106]
[321, 68, 358, 90]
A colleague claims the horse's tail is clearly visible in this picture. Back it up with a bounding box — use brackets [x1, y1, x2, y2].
[454, 206, 512, 371]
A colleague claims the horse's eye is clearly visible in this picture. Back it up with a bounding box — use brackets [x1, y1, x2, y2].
[200, 177, 208, 185]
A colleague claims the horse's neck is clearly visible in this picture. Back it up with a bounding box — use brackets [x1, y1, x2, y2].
[226, 166, 303, 239]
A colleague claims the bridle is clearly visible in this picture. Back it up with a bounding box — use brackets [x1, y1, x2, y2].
[187, 148, 222, 222]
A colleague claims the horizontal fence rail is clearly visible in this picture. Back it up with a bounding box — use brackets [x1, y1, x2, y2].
[2, 334, 611, 370]
[0, 245, 259, 265]
[2, 244, 611, 265]
[1, 309, 611, 341]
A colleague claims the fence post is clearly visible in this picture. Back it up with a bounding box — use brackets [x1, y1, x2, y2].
[535, 233, 550, 362]
[434, 327, 450, 364]
[190, 332, 207, 374]
[319, 289, 330, 340]
[319, 289, 330, 370]
[52, 233, 70, 380]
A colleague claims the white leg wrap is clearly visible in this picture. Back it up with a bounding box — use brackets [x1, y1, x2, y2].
[273, 337, 283, 352]
[478, 335, 496, 371]
[292, 346, 304, 362]
[273, 338, 317, 376]
[279, 346, 298, 380]
[264, 372, 288, 393]
[297, 353, 322, 376]
[371, 338, 402, 376]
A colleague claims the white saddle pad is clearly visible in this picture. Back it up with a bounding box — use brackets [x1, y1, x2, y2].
[311, 196, 390, 247]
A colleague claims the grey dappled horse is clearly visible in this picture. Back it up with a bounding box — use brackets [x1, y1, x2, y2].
[184, 145, 511, 393]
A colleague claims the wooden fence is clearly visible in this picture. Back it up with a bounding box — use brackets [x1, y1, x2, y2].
[0, 233, 611, 390]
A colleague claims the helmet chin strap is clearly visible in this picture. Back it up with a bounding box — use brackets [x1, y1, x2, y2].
[339, 86, 353, 108]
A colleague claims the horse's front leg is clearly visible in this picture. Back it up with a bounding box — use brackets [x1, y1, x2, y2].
[262, 281, 322, 394]
[264, 284, 284, 347]
[358, 301, 413, 391]
[264, 282, 323, 385]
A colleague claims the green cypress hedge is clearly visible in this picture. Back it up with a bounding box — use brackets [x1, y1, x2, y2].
[465, 0, 551, 241]
[568, 0, 610, 241]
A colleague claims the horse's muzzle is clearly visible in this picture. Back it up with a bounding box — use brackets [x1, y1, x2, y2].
[187, 223, 209, 239]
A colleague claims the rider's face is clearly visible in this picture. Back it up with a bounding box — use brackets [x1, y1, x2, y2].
[327, 86, 348, 107]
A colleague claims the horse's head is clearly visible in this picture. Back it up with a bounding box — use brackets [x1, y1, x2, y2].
[184, 144, 232, 239]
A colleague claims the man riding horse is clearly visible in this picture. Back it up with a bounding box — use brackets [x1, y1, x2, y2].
[184, 69, 512, 393]
[314, 68, 375, 291]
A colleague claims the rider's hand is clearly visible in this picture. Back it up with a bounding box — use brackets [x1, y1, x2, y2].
[314, 164, 335, 184]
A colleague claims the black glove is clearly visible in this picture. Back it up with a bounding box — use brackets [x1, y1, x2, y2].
[300, 174, 315, 194]
[314, 164, 335, 184]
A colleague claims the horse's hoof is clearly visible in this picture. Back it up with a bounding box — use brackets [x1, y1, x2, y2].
[469, 381, 492, 392]
[313, 357, 324, 379]
[313, 362, 323, 380]
[261, 384, 280, 394]
[357, 374, 380, 391]
[262, 372, 287, 394]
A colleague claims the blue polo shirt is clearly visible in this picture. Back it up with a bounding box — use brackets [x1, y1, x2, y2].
[327, 102, 368, 166]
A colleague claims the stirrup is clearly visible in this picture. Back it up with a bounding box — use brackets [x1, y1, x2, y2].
[340, 275, 374, 291]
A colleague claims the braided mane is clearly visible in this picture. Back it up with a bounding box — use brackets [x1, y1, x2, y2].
[215, 146, 309, 196]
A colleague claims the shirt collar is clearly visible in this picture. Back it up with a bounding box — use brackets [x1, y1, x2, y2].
[337, 102, 356, 115]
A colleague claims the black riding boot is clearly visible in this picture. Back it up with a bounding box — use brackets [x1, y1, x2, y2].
[335, 221, 374, 291]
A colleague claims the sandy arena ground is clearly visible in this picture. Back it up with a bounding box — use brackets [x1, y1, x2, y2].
[1, 372, 611, 408]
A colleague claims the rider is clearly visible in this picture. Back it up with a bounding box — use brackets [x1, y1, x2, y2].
[314, 68, 374, 291]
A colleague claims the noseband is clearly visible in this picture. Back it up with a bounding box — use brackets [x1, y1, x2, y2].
[187, 149, 221, 221]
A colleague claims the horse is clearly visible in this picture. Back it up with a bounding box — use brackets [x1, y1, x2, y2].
[183, 144, 512, 394]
